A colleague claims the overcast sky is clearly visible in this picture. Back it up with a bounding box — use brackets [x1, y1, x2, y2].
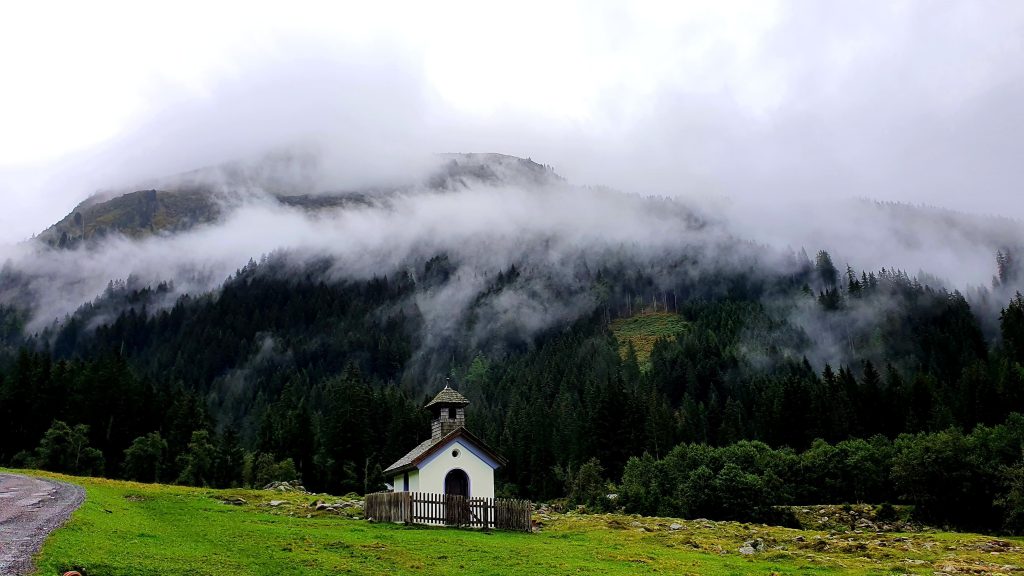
[1, 0, 1023, 243]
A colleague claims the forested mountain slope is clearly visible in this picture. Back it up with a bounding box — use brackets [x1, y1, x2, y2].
[2, 153, 1024, 532]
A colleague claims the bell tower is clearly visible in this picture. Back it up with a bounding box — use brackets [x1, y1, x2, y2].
[425, 383, 470, 440]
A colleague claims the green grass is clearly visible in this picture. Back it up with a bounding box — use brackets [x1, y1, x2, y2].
[609, 312, 689, 369]
[11, 469, 1024, 575]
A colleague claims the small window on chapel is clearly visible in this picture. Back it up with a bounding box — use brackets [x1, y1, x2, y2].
[448, 407, 456, 419]
[452, 449, 460, 458]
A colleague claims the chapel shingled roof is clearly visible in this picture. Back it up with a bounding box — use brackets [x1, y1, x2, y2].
[383, 436, 437, 475]
[424, 385, 470, 408]
[382, 426, 506, 476]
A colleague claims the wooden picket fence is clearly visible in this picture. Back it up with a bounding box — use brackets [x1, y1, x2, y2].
[364, 491, 532, 532]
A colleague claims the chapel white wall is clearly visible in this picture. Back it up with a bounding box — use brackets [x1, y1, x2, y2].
[418, 439, 495, 499]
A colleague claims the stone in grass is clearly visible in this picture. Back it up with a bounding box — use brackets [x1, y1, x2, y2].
[669, 523, 683, 531]
[739, 538, 764, 555]
[269, 500, 287, 507]
[264, 480, 304, 491]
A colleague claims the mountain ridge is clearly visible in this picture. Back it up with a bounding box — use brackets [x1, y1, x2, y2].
[37, 152, 563, 248]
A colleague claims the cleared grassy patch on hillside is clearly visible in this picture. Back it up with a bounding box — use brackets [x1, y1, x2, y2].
[14, 470, 1024, 575]
[609, 312, 688, 369]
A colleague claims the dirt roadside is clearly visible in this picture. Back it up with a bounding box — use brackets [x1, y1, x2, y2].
[0, 473, 85, 576]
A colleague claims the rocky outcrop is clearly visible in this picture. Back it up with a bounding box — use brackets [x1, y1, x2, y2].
[785, 504, 922, 533]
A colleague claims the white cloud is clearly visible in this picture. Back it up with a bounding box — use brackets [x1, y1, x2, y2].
[1, 0, 1023, 245]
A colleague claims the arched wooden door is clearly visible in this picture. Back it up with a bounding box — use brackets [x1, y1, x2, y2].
[444, 469, 470, 526]
[444, 469, 469, 497]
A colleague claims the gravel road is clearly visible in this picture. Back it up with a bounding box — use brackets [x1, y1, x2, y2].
[0, 473, 85, 576]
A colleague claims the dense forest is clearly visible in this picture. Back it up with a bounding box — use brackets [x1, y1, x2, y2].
[2, 245, 1024, 532]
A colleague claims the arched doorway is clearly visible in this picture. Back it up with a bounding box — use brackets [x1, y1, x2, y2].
[444, 469, 471, 526]
[444, 469, 469, 497]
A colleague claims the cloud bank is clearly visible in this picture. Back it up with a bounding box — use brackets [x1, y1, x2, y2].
[3, 1, 1024, 241]
[1, 1, 1023, 374]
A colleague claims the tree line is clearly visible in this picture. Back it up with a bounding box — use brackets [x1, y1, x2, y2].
[610, 415, 1024, 533]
